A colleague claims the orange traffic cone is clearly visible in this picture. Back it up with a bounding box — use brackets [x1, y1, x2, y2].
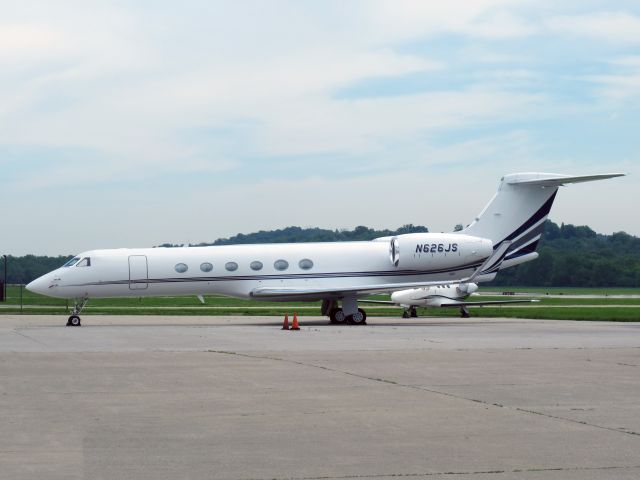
[291, 312, 300, 331]
[282, 314, 289, 330]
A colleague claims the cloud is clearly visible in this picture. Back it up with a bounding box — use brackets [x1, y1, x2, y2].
[583, 55, 640, 101]
[254, 89, 543, 157]
[1, 1, 639, 254]
[362, 1, 534, 42]
[0, 24, 67, 63]
[588, 72, 640, 101]
[0, 0, 539, 189]
[546, 11, 640, 44]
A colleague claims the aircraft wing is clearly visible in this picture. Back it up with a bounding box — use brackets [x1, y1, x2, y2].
[439, 299, 539, 307]
[250, 279, 468, 300]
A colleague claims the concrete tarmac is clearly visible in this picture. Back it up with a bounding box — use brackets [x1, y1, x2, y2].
[1, 315, 640, 479]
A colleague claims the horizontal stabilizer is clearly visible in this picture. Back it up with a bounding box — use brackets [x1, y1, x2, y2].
[505, 173, 625, 187]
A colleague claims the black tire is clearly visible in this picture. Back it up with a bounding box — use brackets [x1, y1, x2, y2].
[347, 308, 367, 325]
[402, 310, 410, 319]
[68, 315, 81, 327]
[329, 308, 346, 324]
[410, 308, 418, 318]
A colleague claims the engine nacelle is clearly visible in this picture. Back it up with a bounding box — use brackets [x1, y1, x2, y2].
[389, 233, 492, 271]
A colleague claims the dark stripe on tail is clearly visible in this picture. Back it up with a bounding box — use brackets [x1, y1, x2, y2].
[494, 190, 557, 252]
[505, 240, 539, 261]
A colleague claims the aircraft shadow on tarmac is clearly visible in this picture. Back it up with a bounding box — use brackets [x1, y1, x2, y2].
[87, 319, 513, 328]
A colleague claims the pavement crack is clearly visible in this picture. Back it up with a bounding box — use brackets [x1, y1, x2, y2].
[239, 464, 640, 480]
[409, 384, 640, 438]
[210, 350, 640, 439]
[514, 407, 640, 437]
[12, 329, 50, 348]
[208, 350, 399, 385]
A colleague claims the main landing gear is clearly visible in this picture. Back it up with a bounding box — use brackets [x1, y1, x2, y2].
[402, 307, 418, 319]
[329, 307, 367, 325]
[460, 306, 471, 318]
[323, 298, 367, 325]
[67, 298, 89, 327]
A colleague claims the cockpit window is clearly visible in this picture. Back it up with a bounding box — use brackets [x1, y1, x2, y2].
[62, 257, 80, 267]
[76, 257, 91, 267]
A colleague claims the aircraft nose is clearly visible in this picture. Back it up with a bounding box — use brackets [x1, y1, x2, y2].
[391, 291, 408, 303]
[26, 275, 50, 295]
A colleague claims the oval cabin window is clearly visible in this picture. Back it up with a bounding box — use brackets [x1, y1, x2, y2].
[274, 259, 289, 271]
[250, 261, 263, 271]
[298, 259, 313, 270]
[225, 262, 238, 272]
[200, 262, 213, 272]
[175, 263, 188, 273]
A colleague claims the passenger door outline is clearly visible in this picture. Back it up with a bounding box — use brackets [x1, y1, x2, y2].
[128, 255, 148, 290]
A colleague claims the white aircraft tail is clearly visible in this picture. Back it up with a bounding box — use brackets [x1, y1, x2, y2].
[461, 173, 624, 268]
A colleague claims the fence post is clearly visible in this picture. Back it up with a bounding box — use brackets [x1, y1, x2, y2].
[20, 284, 23, 314]
[2, 255, 6, 302]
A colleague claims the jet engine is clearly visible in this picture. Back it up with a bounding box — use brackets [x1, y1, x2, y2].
[388, 233, 492, 271]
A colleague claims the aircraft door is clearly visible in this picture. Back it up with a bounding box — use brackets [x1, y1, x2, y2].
[128, 255, 148, 290]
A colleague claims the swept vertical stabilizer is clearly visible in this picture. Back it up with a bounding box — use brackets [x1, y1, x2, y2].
[460, 172, 624, 264]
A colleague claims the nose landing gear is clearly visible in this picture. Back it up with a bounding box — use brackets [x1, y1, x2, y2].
[67, 298, 89, 327]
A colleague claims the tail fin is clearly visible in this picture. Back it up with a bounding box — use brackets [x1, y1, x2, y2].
[461, 173, 624, 263]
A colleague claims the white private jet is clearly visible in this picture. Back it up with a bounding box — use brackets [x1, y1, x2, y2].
[26, 172, 623, 326]
[362, 283, 538, 318]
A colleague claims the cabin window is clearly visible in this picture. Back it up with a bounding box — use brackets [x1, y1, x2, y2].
[225, 262, 238, 272]
[250, 261, 263, 271]
[200, 262, 213, 272]
[175, 263, 188, 273]
[63, 257, 80, 267]
[298, 258, 313, 270]
[76, 257, 91, 267]
[274, 259, 289, 271]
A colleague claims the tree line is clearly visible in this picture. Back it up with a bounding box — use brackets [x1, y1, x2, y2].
[487, 221, 640, 287]
[3, 221, 639, 287]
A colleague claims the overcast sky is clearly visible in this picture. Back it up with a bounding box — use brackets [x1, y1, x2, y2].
[1, 1, 638, 255]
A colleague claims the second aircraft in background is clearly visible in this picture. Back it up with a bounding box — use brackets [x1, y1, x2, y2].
[362, 282, 538, 318]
